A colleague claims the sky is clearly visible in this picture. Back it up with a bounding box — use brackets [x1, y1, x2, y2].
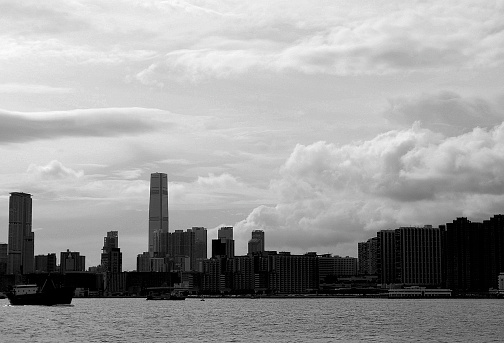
[1, 0, 504, 271]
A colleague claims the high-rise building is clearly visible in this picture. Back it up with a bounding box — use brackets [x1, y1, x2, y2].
[35, 253, 57, 273]
[318, 254, 358, 282]
[101, 231, 122, 273]
[212, 227, 235, 258]
[358, 237, 378, 276]
[148, 172, 169, 256]
[445, 216, 504, 292]
[7, 192, 34, 275]
[0, 243, 7, 275]
[190, 227, 207, 265]
[376, 226, 444, 287]
[248, 230, 265, 255]
[60, 249, 85, 272]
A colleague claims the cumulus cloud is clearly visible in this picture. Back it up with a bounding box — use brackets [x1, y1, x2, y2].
[27, 160, 83, 180]
[235, 122, 504, 255]
[0, 108, 174, 144]
[384, 91, 504, 136]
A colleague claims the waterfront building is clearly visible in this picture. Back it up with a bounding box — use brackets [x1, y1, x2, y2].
[395, 226, 443, 286]
[446, 215, 504, 292]
[35, 253, 57, 273]
[212, 227, 235, 258]
[148, 172, 169, 256]
[101, 231, 122, 273]
[201, 258, 225, 293]
[318, 254, 358, 282]
[358, 237, 378, 276]
[269, 252, 319, 294]
[0, 243, 7, 274]
[60, 249, 85, 272]
[377, 230, 396, 285]
[189, 227, 207, 269]
[167, 229, 195, 269]
[7, 192, 34, 275]
[377, 226, 444, 287]
[248, 230, 265, 255]
[136, 252, 151, 272]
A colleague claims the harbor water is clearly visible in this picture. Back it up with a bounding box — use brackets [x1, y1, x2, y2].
[1, 297, 503, 342]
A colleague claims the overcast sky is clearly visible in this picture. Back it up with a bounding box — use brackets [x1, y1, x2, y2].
[1, 0, 504, 270]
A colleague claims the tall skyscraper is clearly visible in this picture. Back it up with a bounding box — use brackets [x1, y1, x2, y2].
[7, 192, 34, 275]
[148, 172, 169, 256]
[101, 231, 122, 273]
[190, 227, 208, 262]
[0, 243, 7, 275]
[248, 230, 265, 255]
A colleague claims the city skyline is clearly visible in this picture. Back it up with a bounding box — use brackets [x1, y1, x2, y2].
[1, 1, 504, 271]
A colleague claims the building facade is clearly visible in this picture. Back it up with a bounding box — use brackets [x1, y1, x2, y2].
[60, 249, 85, 272]
[248, 230, 265, 255]
[7, 192, 34, 275]
[148, 172, 169, 256]
[101, 231, 122, 273]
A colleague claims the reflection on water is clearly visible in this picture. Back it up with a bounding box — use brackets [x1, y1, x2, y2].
[1, 297, 503, 342]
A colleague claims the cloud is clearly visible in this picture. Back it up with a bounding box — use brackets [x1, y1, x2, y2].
[0, 83, 73, 94]
[27, 160, 83, 180]
[0, 108, 174, 144]
[134, 1, 504, 83]
[235, 122, 504, 254]
[384, 91, 504, 136]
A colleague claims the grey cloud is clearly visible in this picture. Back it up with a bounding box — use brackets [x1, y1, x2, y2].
[0, 108, 173, 144]
[384, 91, 504, 135]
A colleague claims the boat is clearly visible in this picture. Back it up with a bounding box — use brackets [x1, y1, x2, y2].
[145, 287, 186, 300]
[6, 278, 75, 306]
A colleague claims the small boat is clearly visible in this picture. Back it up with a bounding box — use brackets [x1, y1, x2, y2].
[6, 278, 75, 306]
[146, 291, 186, 301]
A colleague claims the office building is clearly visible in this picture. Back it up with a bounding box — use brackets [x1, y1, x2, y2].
[318, 254, 358, 282]
[7, 192, 34, 275]
[148, 172, 169, 256]
[60, 249, 85, 272]
[358, 237, 378, 276]
[395, 226, 443, 286]
[377, 230, 396, 285]
[190, 227, 207, 268]
[248, 230, 265, 255]
[376, 226, 444, 287]
[445, 216, 504, 292]
[35, 253, 57, 273]
[101, 231, 122, 273]
[212, 227, 235, 258]
[0, 243, 7, 275]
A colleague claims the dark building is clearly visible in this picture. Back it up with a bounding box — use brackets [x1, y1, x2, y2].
[377, 230, 396, 285]
[318, 254, 357, 283]
[7, 192, 34, 275]
[212, 227, 235, 258]
[376, 226, 444, 287]
[189, 227, 207, 270]
[101, 231, 122, 273]
[394, 226, 443, 286]
[60, 249, 86, 272]
[35, 253, 57, 273]
[0, 243, 7, 275]
[445, 216, 504, 292]
[167, 229, 195, 271]
[358, 237, 378, 276]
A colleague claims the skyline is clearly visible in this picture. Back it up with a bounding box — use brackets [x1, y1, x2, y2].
[1, 0, 504, 270]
